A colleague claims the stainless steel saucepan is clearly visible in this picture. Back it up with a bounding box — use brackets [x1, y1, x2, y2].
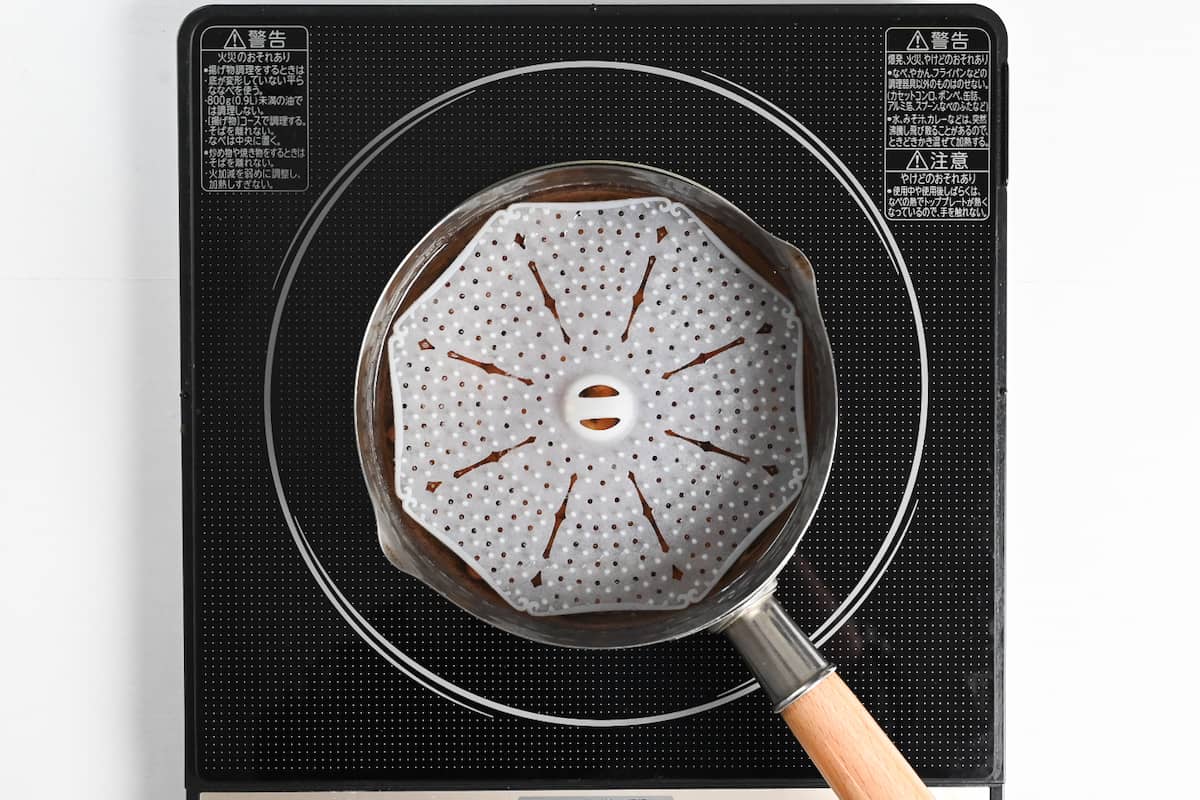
[356, 162, 931, 800]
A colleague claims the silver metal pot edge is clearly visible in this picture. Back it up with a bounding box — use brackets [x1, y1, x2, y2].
[354, 161, 839, 652]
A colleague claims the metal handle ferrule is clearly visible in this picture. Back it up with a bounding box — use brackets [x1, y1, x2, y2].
[719, 593, 836, 712]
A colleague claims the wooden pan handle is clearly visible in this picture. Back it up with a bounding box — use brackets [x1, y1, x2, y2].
[722, 595, 931, 800]
[782, 672, 932, 800]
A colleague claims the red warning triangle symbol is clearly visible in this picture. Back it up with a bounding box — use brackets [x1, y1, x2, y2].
[906, 151, 929, 170]
[906, 31, 930, 51]
[223, 29, 247, 49]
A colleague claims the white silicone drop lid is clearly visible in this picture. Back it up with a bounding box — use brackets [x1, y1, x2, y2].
[387, 196, 807, 615]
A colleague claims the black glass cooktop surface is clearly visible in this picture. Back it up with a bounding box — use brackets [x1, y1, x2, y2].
[180, 4, 1005, 796]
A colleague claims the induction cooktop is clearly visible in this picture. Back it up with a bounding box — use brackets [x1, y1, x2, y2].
[179, 5, 1006, 798]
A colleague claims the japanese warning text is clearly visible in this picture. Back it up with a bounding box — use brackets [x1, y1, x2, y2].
[200, 26, 308, 192]
[885, 28, 990, 221]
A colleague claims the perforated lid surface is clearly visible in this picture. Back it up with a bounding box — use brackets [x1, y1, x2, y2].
[388, 197, 807, 614]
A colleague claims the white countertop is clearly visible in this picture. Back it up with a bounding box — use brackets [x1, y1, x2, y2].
[1, 1, 1197, 797]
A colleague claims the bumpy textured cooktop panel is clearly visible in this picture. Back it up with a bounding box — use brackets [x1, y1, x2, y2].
[180, 4, 1005, 795]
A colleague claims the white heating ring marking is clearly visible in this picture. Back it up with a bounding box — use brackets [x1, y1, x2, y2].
[266, 60, 929, 726]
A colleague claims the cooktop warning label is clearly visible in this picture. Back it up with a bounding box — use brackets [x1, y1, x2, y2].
[199, 26, 308, 191]
[885, 27, 990, 221]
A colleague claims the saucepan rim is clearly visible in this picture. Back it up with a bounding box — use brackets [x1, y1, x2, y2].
[354, 160, 838, 648]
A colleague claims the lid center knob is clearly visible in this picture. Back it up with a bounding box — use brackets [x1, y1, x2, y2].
[562, 374, 637, 443]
